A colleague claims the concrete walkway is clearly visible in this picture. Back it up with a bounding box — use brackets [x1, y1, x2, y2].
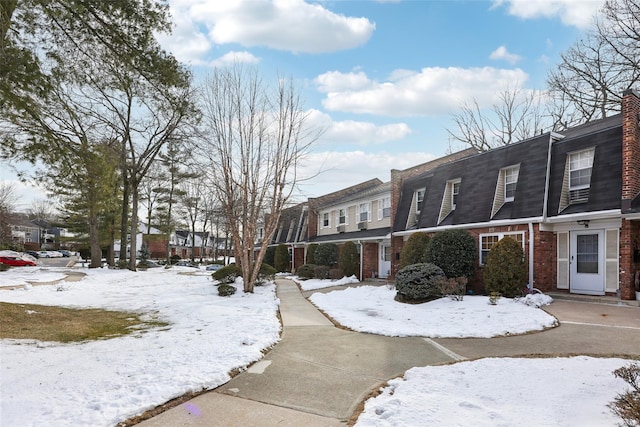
[139, 279, 640, 427]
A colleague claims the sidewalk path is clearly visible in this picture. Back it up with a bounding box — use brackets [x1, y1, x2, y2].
[139, 279, 640, 427]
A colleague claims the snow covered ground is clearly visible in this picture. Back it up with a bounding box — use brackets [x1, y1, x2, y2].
[1, 269, 633, 427]
[0, 266, 280, 427]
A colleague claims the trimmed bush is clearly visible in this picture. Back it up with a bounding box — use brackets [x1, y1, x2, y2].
[314, 243, 338, 267]
[263, 246, 276, 268]
[170, 254, 181, 265]
[436, 276, 468, 301]
[395, 263, 446, 303]
[338, 241, 360, 277]
[399, 232, 430, 269]
[256, 263, 277, 285]
[306, 244, 318, 265]
[274, 244, 290, 272]
[425, 229, 477, 279]
[296, 264, 315, 279]
[212, 264, 242, 284]
[217, 283, 236, 297]
[329, 268, 344, 280]
[314, 265, 330, 280]
[608, 362, 640, 426]
[483, 236, 527, 298]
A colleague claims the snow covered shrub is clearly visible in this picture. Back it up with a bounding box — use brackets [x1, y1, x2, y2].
[436, 276, 467, 301]
[488, 291, 501, 305]
[256, 263, 277, 286]
[329, 268, 344, 280]
[296, 264, 315, 279]
[338, 241, 359, 277]
[306, 244, 318, 264]
[483, 236, 527, 298]
[608, 362, 640, 426]
[212, 264, 241, 284]
[314, 243, 338, 267]
[217, 283, 236, 297]
[425, 229, 476, 279]
[314, 265, 330, 280]
[395, 263, 445, 303]
[274, 244, 290, 272]
[399, 232, 430, 269]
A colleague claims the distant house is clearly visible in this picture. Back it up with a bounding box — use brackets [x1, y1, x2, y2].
[392, 89, 640, 300]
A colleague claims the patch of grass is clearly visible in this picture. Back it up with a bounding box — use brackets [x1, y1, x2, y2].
[0, 302, 169, 343]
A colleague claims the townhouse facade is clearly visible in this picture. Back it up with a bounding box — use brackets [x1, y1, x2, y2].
[266, 89, 640, 300]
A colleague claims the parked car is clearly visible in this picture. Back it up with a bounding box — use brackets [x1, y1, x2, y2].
[47, 251, 64, 258]
[176, 261, 198, 268]
[26, 250, 40, 259]
[36, 251, 51, 258]
[137, 260, 162, 268]
[0, 256, 36, 267]
[58, 250, 73, 257]
[206, 264, 223, 271]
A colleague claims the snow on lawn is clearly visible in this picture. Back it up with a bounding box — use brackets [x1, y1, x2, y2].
[289, 275, 360, 291]
[0, 267, 280, 427]
[309, 285, 558, 338]
[0, 267, 69, 286]
[356, 356, 630, 427]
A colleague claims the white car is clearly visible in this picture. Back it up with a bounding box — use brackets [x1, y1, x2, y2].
[47, 251, 64, 258]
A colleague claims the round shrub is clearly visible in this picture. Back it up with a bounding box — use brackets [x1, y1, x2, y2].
[296, 264, 315, 279]
[329, 268, 344, 280]
[263, 246, 276, 268]
[483, 237, 527, 298]
[399, 232, 430, 269]
[395, 263, 446, 303]
[338, 241, 360, 277]
[306, 244, 318, 264]
[425, 229, 477, 278]
[274, 244, 290, 272]
[256, 263, 277, 285]
[217, 283, 236, 297]
[314, 265, 330, 279]
[212, 264, 241, 284]
[314, 243, 338, 267]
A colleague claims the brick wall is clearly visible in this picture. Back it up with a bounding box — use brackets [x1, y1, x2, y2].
[620, 219, 640, 300]
[361, 242, 378, 280]
[532, 226, 557, 292]
[293, 247, 305, 272]
[622, 89, 640, 205]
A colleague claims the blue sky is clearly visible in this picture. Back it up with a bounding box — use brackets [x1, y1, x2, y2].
[2, 0, 606, 208]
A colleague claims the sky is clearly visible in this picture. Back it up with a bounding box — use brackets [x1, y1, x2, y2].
[0, 0, 606, 209]
[0, 266, 631, 426]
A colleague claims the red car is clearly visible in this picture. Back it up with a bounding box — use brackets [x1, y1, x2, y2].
[0, 256, 37, 267]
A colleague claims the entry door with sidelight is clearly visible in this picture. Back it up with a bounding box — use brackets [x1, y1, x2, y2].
[570, 230, 605, 295]
[379, 244, 391, 279]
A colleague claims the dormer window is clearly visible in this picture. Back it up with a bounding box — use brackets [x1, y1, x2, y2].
[416, 189, 425, 213]
[569, 149, 594, 203]
[438, 179, 461, 224]
[504, 166, 519, 201]
[451, 180, 461, 210]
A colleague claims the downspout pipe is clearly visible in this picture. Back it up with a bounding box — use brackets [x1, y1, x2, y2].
[357, 240, 363, 280]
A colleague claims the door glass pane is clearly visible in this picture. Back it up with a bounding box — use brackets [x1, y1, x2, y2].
[577, 234, 598, 274]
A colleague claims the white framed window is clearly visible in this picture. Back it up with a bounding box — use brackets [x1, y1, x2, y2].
[479, 232, 524, 265]
[416, 189, 425, 213]
[338, 208, 347, 225]
[504, 166, 519, 201]
[569, 149, 594, 203]
[322, 212, 330, 228]
[378, 197, 391, 220]
[451, 180, 461, 210]
[358, 203, 370, 222]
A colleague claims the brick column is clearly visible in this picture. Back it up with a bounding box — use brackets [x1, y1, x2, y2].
[621, 89, 640, 208]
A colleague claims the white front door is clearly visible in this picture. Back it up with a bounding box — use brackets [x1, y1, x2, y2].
[570, 230, 605, 295]
[379, 244, 391, 279]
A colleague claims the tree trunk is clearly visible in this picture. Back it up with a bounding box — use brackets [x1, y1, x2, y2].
[88, 213, 102, 268]
[128, 184, 139, 271]
[119, 175, 130, 267]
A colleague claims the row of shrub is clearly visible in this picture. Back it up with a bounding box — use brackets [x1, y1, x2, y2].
[295, 241, 359, 280]
[211, 263, 276, 286]
[395, 229, 526, 302]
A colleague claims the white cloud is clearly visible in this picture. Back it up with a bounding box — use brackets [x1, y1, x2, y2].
[489, 45, 522, 64]
[295, 150, 437, 198]
[315, 67, 530, 117]
[306, 109, 411, 146]
[210, 51, 260, 67]
[166, 0, 375, 56]
[493, 0, 604, 29]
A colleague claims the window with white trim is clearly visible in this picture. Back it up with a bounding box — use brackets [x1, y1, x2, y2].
[480, 232, 524, 265]
[379, 197, 391, 219]
[504, 166, 519, 201]
[416, 189, 425, 213]
[451, 180, 461, 210]
[322, 212, 330, 228]
[338, 208, 347, 225]
[358, 203, 370, 222]
[569, 149, 594, 203]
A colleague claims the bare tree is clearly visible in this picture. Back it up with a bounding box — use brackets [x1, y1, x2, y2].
[547, 0, 640, 126]
[447, 87, 549, 151]
[0, 181, 18, 249]
[198, 66, 318, 293]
